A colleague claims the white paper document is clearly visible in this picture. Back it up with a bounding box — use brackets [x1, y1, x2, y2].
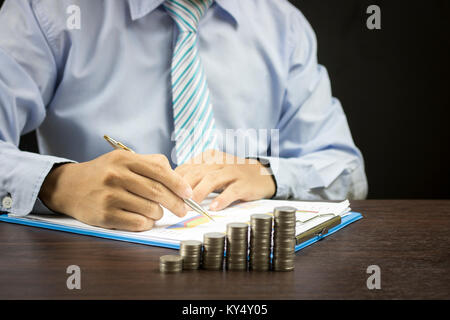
[13, 197, 351, 247]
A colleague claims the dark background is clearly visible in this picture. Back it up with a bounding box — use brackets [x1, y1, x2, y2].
[1, 0, 449, 199]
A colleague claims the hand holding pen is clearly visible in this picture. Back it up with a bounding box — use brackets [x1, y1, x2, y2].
[39, 137, 197, 232]
[104, 135, 214, 221]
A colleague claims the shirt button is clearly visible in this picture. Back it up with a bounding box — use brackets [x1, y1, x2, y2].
[2, 196, 13, 209]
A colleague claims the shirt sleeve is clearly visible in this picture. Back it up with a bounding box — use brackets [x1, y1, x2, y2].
[0, 0, 74, 216]
[262, 9, 368, 200]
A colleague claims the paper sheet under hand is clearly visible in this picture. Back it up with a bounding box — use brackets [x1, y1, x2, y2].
[11, 197, 351, 247]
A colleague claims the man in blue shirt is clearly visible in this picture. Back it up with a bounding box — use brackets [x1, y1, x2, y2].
[0, 0, 367, 231]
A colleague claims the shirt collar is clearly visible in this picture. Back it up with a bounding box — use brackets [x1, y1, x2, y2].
[128, 0, 240, 25]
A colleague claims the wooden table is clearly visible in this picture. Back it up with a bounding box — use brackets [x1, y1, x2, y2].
[0, 200, 449, 299]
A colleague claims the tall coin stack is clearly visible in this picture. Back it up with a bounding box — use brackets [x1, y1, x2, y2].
[226, 223, 249, 271]
[249, 214, 273, 271]
[202, 232, 225, 270]
[180, 240, 202, 270]
[272, 206, 297, 272]
[159, 255, 183, 273]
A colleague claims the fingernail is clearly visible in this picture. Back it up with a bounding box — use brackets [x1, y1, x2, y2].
[209, 202, 218, 211]
[184, 186, 193, 198]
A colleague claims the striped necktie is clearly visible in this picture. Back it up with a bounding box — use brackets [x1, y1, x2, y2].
[164, 0, 218, 165]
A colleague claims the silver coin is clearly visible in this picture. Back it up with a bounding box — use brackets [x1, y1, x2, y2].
[204, 232, 226, 243]
[160, 255, 183, 264]
[227, 222, 249, 229]
[274, 206, 297, 216]
[180, 239, 202, 247]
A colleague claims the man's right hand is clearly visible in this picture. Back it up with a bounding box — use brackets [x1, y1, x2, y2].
[39, 150, 192, 231]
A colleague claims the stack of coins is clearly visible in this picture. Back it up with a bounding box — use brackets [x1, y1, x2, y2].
[202, 232, 225, 270]
[180, 240, 202, 270]
[272, 206, 297, 272]
[249, 214, 273, 271]
[226, 223, 249, 271]
[159, 255, 183, 273]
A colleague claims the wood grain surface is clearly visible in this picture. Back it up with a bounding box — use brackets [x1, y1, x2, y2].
[0, 200, 449, 299]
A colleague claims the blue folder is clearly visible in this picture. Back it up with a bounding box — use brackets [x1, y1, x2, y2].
[0, 212, 362, 251]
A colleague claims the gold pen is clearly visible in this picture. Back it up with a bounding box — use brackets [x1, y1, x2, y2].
[103, 135, 215, 221]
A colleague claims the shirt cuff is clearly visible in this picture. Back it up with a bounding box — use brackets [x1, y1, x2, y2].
[248, 156, 294, 200]
[0, 151, 75, 216]
[254, 156, 323, 200]
[257, 155, 367, 201]
[257, 156, 294, 199]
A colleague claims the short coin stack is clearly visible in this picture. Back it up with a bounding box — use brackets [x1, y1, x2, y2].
[249, 214, 273, 271]
[180, 240, 202, 270]
[159, 255, 183, 273]
[202, 232, 225, 270]
[272, 206, 297, 272]
[226, 223, 249, 270]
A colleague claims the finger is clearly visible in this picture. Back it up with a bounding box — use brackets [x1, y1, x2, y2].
[209, 183, 245, 211]
[190, 149, 226, 165]
[101, 209, 155, 232]
[121, 172, 188, 218]
[112, 190, 165, 221]
[192, 169, 235, 204]
[183, 166, 209, 189]
[174, 163, 194, 176]
[128, 154, 193, 199]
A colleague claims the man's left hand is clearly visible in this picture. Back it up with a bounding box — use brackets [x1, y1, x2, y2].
[175, 150, 276, 211]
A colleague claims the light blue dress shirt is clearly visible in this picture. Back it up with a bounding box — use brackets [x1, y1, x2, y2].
[0, 0, 368, 216]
